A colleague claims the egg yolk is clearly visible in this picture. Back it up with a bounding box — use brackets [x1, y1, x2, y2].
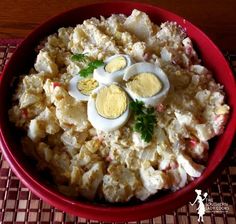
[95, 84, 127, 119]
[105, 56, 127, 73]
[126, 73, 162, 97]
[77, 78, 98, 96]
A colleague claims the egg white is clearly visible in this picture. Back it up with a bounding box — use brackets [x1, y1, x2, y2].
[93, 54, 132, 85]
[87, 85, 130, 132]
[68, 75, 99, 101]
[123, 62, 170, 106]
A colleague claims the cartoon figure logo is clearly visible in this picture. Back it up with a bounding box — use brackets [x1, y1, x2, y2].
[190, 189, 208, 223]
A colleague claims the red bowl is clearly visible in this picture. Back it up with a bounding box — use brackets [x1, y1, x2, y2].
[0, 1, 236, 222]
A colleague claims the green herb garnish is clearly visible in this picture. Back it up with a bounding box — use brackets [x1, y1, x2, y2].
[130, 100, 156, 143]
[88, 60, 104, 68]
[71, 53, 88, 63]
[79, 60, 104, 78]
[130, 100, 145, 114]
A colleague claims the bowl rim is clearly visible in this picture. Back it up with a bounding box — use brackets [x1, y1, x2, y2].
[0, 1, 236, 222]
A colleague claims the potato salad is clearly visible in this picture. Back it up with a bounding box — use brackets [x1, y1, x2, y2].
[9, 9, 230, 203]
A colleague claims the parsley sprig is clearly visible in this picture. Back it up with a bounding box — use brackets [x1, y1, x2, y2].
[71, 53, 88, 63]
[79, 60, 104, 78]
[71, 53, 104, 77]
[130, 100, 156, 143]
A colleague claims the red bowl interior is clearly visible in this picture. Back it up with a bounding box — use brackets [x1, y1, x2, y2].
[0, 1, 236, 222]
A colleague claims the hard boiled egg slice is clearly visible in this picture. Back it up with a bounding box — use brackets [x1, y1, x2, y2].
[93, 54, 132, 85]
[123, 62, 170, 106]
[68, 75, 99, 101]
[88, 84, 130, 132]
